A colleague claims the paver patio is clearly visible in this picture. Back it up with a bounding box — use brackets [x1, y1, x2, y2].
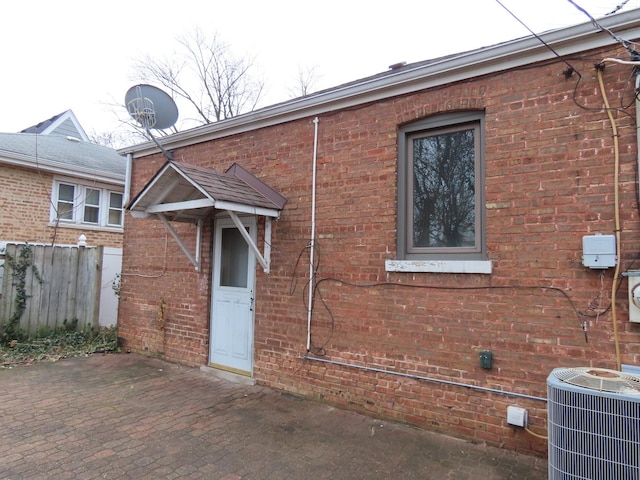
[0, 353, 547, 479]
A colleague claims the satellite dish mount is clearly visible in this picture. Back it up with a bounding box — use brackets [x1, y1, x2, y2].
[125, 84, 179, 161]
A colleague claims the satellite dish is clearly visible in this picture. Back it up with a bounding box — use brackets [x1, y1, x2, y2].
[125, 84, 178, 130]
[125, 84, 179, 160]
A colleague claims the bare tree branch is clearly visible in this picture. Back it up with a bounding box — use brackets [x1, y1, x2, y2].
[287, 65, 322, 98]
[98, 28, 265, 144]
[129, 27, 265, 129]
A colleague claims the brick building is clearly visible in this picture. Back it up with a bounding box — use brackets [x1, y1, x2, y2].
[0, 110, 126, 248]
[118, 11, 640, 456]
[0, 110, 126, 327]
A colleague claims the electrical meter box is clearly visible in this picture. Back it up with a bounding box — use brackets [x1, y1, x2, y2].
[582, 234, 616, 269]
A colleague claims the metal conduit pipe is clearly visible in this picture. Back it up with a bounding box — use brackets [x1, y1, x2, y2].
[124, 153, 133, 206]
[303, 355, 547, 402]
[306, 117, 320, 352]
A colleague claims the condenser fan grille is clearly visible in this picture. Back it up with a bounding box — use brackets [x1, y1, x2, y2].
[547, 368, 640, 479]
[552, 367, 640, 394]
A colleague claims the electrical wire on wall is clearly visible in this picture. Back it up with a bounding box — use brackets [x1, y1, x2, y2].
[598, 61, 624, 371]
[119, 230, 170, 279]
[289, 1, 640, 411]
[290, 237, 594, 357]
[289, 239, 325, 355]
[596, 56, 640, 370]
[499, 0, 640, 369]
[308, 278, 587, 348]
[496, 0, 640, 118]
[293, 272, 617, 406]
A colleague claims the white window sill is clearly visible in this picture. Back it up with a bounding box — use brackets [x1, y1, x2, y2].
[385, 259, 492, 274]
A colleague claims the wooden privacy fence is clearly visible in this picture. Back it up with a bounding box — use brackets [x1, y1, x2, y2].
[0, 243, 102, 335]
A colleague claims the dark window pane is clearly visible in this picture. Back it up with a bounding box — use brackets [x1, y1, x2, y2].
[109, 192, 123, 209]
[412, 128, 476, 248]
[220, 227, 248, 288]
[86, 189, 100, 206]
[58, 184, 75, 202]
[108, 210, 122, 225]
[84, 205, 99, 223]
[108, 192, 123, 226]
[57, 201, 73, 220]
[57, 184, 75, 220]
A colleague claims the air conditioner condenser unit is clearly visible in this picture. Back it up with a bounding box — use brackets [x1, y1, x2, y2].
[547, 367, 640, 479]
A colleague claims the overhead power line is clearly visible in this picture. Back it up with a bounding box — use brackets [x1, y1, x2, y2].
[605, 0, 631, 16]
[494, 0, 581, 77]
[567, 0, 640, 52]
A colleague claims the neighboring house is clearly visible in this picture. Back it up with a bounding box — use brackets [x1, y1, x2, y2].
[19, 109, 91, 140]
[0, 110, 126, 326]
[0, 110, 126, 246]
[118, 10, 640, 457]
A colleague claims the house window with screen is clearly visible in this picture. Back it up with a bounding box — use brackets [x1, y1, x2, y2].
[83, 188, 101, 224]
[56, 183, 75, 220]
[108, 192, 124, 226]
[51, 180, 124, 229]
[397, 111, 485, 260]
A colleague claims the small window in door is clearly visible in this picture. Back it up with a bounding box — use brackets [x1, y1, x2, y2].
[220, 227, 249, 287]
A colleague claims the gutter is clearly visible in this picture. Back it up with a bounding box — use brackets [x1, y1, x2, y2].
[120, 9, 640, 158]
[0, 152, 125, 185]
[123, 153, 132, 206]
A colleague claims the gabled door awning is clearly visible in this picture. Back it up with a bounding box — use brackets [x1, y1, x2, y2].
[128, 161, 287, 273]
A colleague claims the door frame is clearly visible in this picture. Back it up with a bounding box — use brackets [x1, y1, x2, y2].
[209, 214, 257, 375]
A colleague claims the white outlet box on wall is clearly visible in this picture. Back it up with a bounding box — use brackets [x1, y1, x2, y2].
[507, 406, 528, 427]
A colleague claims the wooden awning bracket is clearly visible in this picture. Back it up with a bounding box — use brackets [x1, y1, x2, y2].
[155, 210, 272, 274]
[227, 210, 272, 274]
[157, 214, 202, 272]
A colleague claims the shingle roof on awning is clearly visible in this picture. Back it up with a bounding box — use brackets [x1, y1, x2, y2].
[128, 161, 287, 222]
[128, 161, 286, 273]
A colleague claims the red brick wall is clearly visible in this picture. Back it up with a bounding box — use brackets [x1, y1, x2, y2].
[119, 43, 640, 456]
[0, 164, 123, 248]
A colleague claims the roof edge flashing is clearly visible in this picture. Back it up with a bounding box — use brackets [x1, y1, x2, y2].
[226, 163, 287, 210]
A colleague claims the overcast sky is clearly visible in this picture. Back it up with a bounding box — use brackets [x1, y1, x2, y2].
[2, 0, 639, 138]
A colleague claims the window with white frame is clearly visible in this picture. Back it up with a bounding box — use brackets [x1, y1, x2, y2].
[397, 111, 485, 261]
[56, 183, 75, 220]
[51, 180, 124, 229]
[108, 192, 124, 226]
[84, 188, 100, 224]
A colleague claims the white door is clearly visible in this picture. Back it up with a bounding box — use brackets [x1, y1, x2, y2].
[209, 216, 256, 375]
